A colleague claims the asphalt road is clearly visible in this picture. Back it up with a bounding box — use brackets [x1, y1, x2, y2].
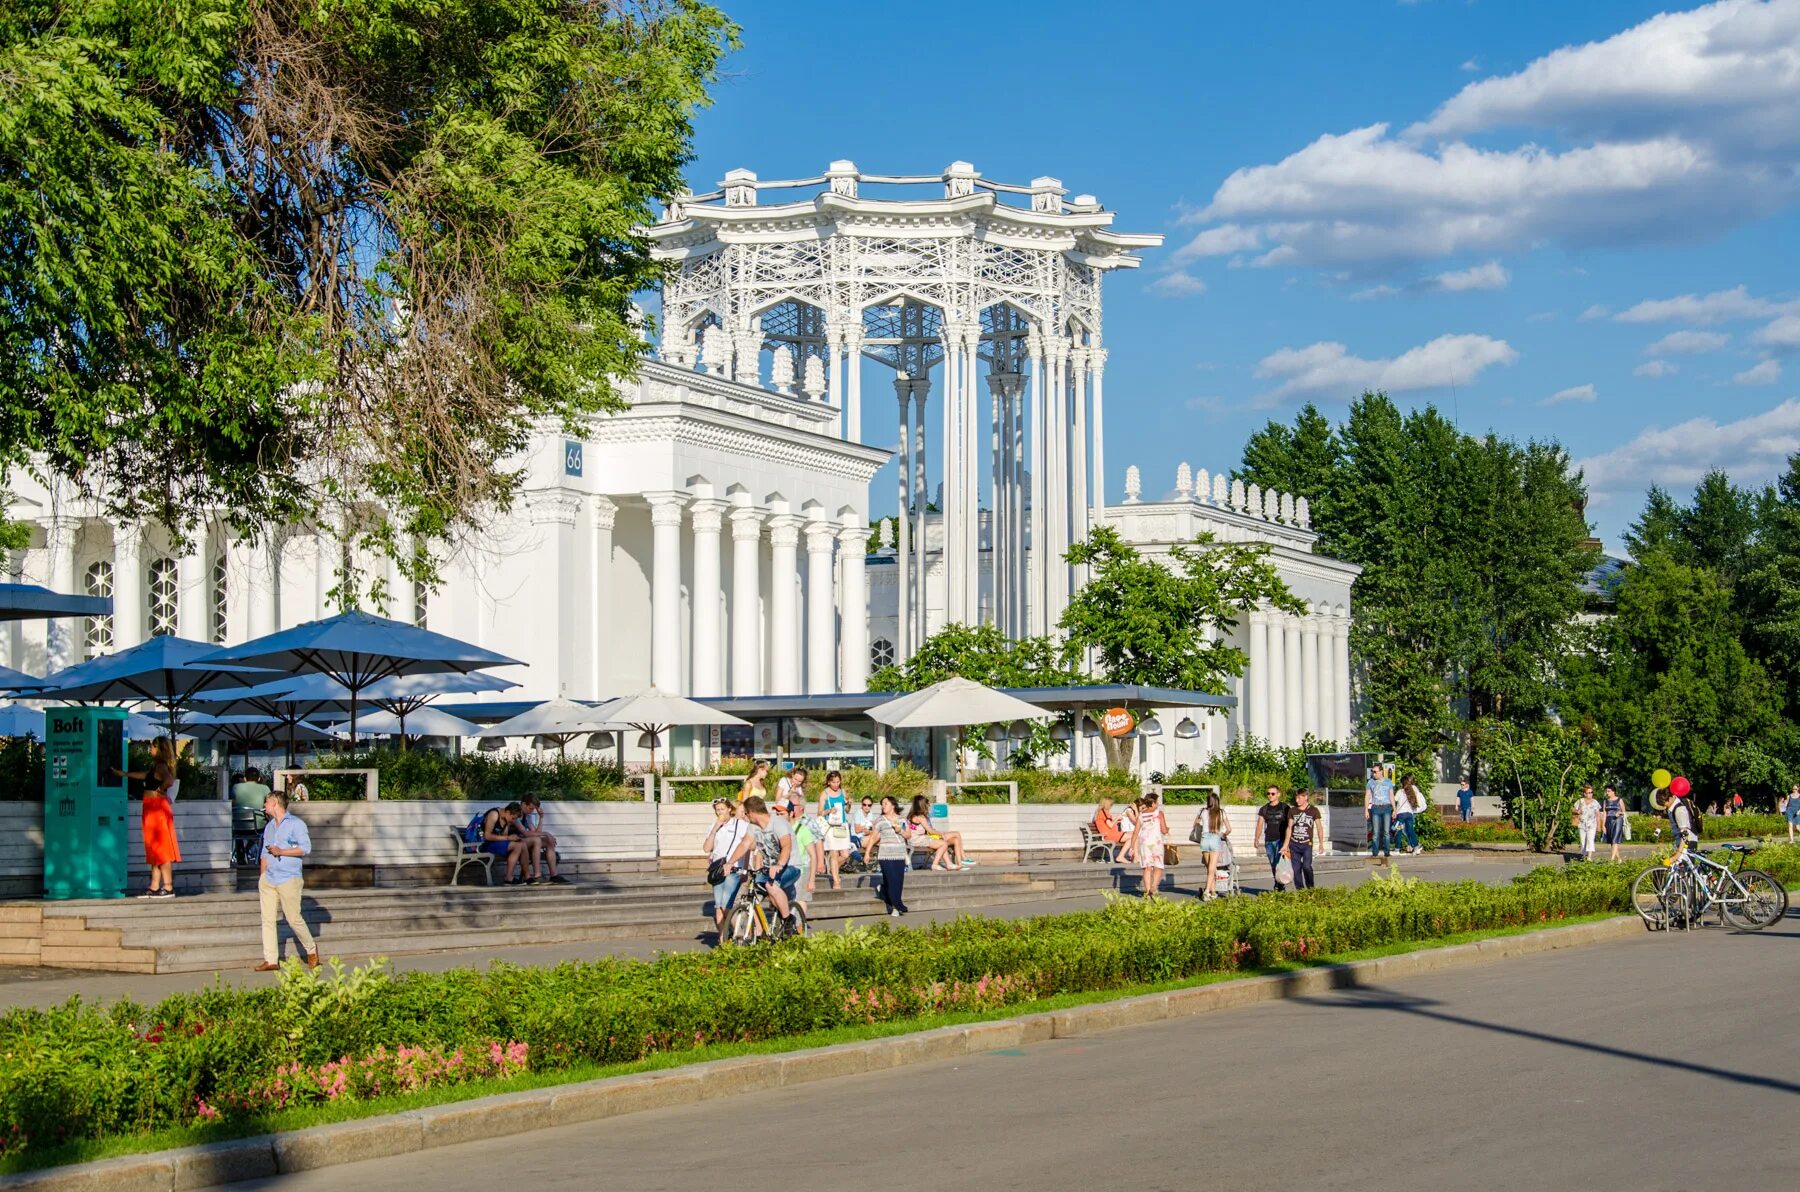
[227, 909, 1800, 1192]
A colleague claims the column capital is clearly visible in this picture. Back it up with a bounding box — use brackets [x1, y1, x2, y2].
[590, 494, 617, 531]
[1090, 345, 1108, 369]
[646, 491, 687, 526]
[1027, 327, 1045, 357]
[1070, 345, 1091, 370]
[523, 488, 581, 527]
[689, 497, 729, 533]
[767, 513, 805, 548]
[111, 522, 142, 557]
[44, 515, 78, 548]
[805, 520, 838, 553]
[1046, 335, 1070, 364]
[836, 522, 871, 550]
[730, 505, 764, 540]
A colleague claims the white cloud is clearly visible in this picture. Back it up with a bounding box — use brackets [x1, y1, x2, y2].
[1754, 314, 1800, 349]
[1169, 223, 1264, 262]
[1253, 333, 1518, 404]
[1580, 304, 1611, 320]
[1351, 284, 1400, 301]
[1181, 1, 1800, 270]
[1615, 285, 1790, 324]
[1735, 358, 1783, 384]
[1149, 271, 1208, 297]
[1460, 57, 1481, 73]
[1634, 359, 1679, 378]
[1645, 329, 1730, 355]
[1431, 260, 1510, 291]
[1544, 383, 1597, 405]
[1579, 399, 1800, 509]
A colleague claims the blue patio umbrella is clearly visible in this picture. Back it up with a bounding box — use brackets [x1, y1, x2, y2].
[0, 665, 42, 694]
[0, 582, 110, 621]
[34, 635, 278, 743]
[198, 611, 519, 747]
[196, 671, 515, 761]
[0, 704, 45, 738]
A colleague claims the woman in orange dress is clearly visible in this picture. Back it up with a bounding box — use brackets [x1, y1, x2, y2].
[140, 763, 180, 899]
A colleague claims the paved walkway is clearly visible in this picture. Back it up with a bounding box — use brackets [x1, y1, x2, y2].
[228, 909, 1800, 1191]
[0, 854, 1545, 1011]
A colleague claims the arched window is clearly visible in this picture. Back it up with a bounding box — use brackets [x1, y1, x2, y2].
[147, 558, 178, 637]
[83, 561, 113, 654]
[210, 553, 228, 643]
[413, 578, 429, 628]
[871, 638, 895, 669]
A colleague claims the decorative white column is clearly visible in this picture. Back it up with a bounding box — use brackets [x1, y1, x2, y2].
[45, 517, 77, 670]
[1334, 617, 1353, 745]
[1091, 346, 1107, 530]
[1317, 615, 1337, 744]
[912, 385, 929, 646]
[647, 492, 686, 693]
[894, 382, 912, 658]
[845, 323, 864, 443]
[939, 324, 961, 624]
[1284, 620, 1304, 749]
[523, 490, 580, 694]
[806, 520, 837, 694]
[1044, 335, 1068, 625]
[838, 517, 870, 692]
[767, 513, 803, 694]
[688, 498, 727, 697]
[1249, 612, 1271, 743]
[1026, 328, 1046, 636]
[1071, 345, 1090, 587]
[730, 506, 764, 696]
[177, 532, 209, 642]
[1264, 613, 1287, 748]
[589, 496, 616, 697]
[388, 546, 417, 627]
[1303, 615, 1323, 743]
[111, 524, 144, 649]
[962, 325, 982, 623]
[826, 325, 846, 439]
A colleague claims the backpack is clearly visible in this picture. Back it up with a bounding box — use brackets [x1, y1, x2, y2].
[464, 809, 496, 845]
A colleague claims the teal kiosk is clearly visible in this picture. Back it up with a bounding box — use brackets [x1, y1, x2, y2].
[43, 707, 129, 900]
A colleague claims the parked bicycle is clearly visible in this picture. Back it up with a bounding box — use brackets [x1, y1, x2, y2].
[1630, 843, 1787, 932]
[726, 871, 808, 944]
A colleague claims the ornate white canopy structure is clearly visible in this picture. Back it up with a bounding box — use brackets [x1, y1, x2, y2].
[646, 163, 1161, 655]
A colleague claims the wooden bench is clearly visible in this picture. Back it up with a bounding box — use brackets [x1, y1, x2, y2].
[449, 828, 497, 887]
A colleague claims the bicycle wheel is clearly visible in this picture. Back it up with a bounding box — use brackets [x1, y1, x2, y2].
[1722, 870, 1788, 930]
[1662, 866, 1697, 931]
[787, 905, 808, 938]
[727, 902, 759, 945]
[1631, 867, 1672, 930]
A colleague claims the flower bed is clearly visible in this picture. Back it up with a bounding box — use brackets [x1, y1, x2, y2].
[4, 845, 1796, 1166]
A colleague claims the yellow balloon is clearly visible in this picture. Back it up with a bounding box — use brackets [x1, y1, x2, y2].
[1652, 769, 1672, 790]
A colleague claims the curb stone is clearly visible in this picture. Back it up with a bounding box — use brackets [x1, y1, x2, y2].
[0, 915, 1642, 1190]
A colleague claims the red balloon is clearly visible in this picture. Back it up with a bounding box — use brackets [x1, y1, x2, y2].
[1669, 776, 1691, 798]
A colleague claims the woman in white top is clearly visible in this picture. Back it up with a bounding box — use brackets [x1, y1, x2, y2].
[703, 798, 751, 934]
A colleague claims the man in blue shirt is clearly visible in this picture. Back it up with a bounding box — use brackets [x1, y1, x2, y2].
[1456, 779, 1474, 823]
[1364, 764, 1396, 863]
[255, 791, 319, 972]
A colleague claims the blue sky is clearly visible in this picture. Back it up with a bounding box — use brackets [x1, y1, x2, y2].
[678, 0, 1800, 549]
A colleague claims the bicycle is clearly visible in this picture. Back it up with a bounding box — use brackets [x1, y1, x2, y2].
[1630, 842, 1787, 932]
[725, 871, 808, 944]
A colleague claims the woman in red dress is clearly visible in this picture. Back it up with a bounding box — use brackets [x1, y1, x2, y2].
[140, 763, 180, 899]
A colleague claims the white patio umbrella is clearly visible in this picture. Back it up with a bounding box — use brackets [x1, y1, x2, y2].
[588, 688, 749, 772]
[338, 705, 483, 741]
[867, 677, 1050, 781]
[475, 697, 616, 760]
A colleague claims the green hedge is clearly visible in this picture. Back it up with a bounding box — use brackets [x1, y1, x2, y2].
[301, 752, 635, 802]
[9, 847, 1796, 1163]
[1628, 812, 1791, 841]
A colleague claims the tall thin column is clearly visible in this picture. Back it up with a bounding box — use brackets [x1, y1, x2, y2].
[647, 492, 686, 693]
[894, 383, 912, 659]
[1303, 616, 1323, 742]
[939, 326, 960, 624]
[845, 324, 864, 442]
[1284, 619, 1304, 749]
[1334, 617, 1353, 744]
[806, 521, 837, 694]
[111, 525, 144, 649]
[826, 327, 845, 440]
[1249, 612, 1271, 743]
[1071, 346, 1090, 586]
[590, 496, 616, 697]
[523, 490, 579, 695]
[730, 506, 764, 696]
[1265, 613, 1287, 748]
[838, 518, 870, 692]
[1045, 336, 1069, 625]
[912, 384, 929, 646]
[388, 549, 417, 627]
[767, 514, 803, 694]
[1316, 614, 1337, 745]
[989, 373, 1005, 634]
[966, 329, 982, 622]
[248, 538, 278, 640]
[1011, 379, 1026, 636]
[1026, 329, 1046, 636]
[688, 499, 727, 697]
[45, 517, 77, 670]
[177, 532, 209, 642]
[1091, 346, 1107, 531]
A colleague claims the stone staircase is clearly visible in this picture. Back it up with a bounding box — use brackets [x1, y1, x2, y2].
[24, 863, 1147, 974]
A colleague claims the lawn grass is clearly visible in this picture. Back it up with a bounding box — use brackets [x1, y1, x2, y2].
[1, 909, 1624, 1175]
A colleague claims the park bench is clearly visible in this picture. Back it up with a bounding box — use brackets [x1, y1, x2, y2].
[449, 827, 498, 887]
[1079, 823, 1117, 863]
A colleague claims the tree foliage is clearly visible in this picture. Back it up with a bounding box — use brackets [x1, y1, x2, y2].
[1239, 392, 1596, 772]
[1477, 717, 1599, 853]
[1, 0, 735, 569]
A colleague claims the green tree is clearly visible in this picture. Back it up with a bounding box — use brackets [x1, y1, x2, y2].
[1, 0, 735, 575]
[1062, 525, 1302, 770]
[1478, 717, 1600, 853]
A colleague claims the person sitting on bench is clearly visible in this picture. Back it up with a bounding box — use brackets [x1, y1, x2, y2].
[466, 803, 532, 885]
[514, 794, 568, 884]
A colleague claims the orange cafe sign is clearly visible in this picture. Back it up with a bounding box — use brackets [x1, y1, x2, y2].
[1099, 707, 1136, 738]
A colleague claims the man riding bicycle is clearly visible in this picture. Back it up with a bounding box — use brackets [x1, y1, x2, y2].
[731, 796, 801, 929]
